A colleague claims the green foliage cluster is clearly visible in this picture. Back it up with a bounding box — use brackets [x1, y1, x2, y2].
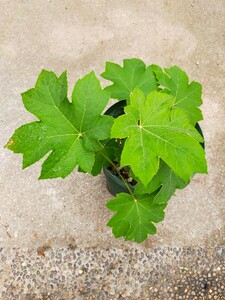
[5, 59, 207, 243]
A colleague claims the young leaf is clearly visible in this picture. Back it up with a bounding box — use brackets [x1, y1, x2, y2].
[101, 58, 158, 101]
[155, 66, 203, 124]
[106, 193, 166, 243]
[5, 71, 113, 179]
[111, 88, 207, 186]
[135, 162, 188, 204]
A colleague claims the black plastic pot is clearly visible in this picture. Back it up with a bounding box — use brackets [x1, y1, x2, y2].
[104, 100, 126, 118]
[103, 100, 205, 196]
[103, 167, 134, 196]
[103, 100, 133, 196]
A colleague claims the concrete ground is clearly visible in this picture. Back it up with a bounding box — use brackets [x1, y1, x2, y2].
[0, 0, 225, 298]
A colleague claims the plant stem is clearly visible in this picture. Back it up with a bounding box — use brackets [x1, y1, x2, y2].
[101, 152, 135, 198]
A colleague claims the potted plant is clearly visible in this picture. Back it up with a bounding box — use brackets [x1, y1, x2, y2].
[5, 58, 207, 243]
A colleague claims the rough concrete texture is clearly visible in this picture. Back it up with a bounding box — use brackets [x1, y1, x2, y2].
[1, 247, 224, 299]
[0, 0, 225, 298]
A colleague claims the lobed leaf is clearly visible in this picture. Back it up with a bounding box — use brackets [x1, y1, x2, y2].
[135, 162, 188, 204]
[101, 58, 158, 101]
[106, 193, 166, 243]
[111, 88, 207, 186]
[5, 70, 114, 179]
[155, 65, 203, 124]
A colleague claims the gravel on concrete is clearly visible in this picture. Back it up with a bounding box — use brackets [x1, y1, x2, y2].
[1, 247, 224, 299]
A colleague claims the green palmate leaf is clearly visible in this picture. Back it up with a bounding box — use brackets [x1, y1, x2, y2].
[155, 66, 203, 124]
[101, 58, 158, 101]
[5, 70, 113, 179]
[135, 162, 188, 204]
[107, 193, 166, 243]
[111, 88, 207, 186]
